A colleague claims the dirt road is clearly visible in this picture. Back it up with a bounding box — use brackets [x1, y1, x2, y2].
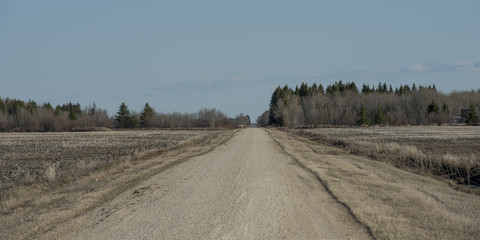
[61, 128, 371, 239]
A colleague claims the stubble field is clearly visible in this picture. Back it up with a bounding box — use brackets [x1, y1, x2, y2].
[0, 129, 225, 190]
[296, 126, 480, 190]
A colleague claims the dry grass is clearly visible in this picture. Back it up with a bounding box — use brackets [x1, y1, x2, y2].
[295, 126, 480, 190]
[0, 129, 233, 239]
[269, 128, 480, 239]
[0, 130, 224, 190]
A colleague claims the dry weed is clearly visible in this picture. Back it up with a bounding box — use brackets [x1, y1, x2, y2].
[296, 126, 480, 189]
[0, 130, 225, 190]
[273, 129, 480, 239]
[44, 162, 58, 181]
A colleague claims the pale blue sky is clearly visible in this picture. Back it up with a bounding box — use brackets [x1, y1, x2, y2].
[1, 1, 479, 120]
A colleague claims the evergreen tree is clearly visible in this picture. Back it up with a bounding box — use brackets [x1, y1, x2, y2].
[466, 104, 479, 126]
[0, 98, 5, 113]
[318, 84, 324, 94]
[412, 83, 417, 91]
[294, 85, 300, 95]
[337, 80, 345, 92]
[427, 100, 439, 114]
[42, 102, 53, 111]
[7, 99, 25, 115]
[25, 100, 38, 114]
[404, 85, 411, 93]
[54, 105, 61, 116]
[361, 84, 369, 93]
[60, 102, 82, 120]
[357, 104, 370, 126]
[69, 108, 78, 120]
[310, 83, 318, 94]
[378, 82, 383, 93]
[348, 82, 359, 93]
[298, 82, 309, 97]
[269, 86, 284, 126]
[442, 102, 449, 114]
[375, 107, 387, 125]
[140, 102, 155, 127]
[115, 102, 137, 128]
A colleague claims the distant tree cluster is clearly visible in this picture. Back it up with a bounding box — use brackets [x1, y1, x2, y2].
[258, 81, 480, 127]
[0, 97, 111, 131]
[0, 97, 251, 132]
[114, 102, 251, 129]
[360, 82, 437, 95]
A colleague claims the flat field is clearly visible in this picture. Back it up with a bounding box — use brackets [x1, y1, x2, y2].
[296, 126, 480, 188]
[0, 130, 224, 189]
[301, 126, 480, 157]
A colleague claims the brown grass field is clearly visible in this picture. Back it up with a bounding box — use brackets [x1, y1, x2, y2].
[295, 126, 480, 191]
[0, 129, 225, 190]
[0, 127, 478, 239]
[270, 128, 480, 239]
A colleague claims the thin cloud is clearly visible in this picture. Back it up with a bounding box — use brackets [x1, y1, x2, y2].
[151, 76, 251, 95]
[258, 60, 480, 88]
[407, 64, 426, 73]
[231, 76, 245, 83]
[400, 61, 480, 74]
[455, 61, 480, 72]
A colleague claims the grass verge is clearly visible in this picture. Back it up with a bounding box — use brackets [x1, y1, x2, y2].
[293, 128, 480, 194]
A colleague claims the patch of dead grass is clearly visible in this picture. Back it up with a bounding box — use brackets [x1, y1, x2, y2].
[295, 127, 480, 190]
[0, 129, 235, 239]
[269, 128, 480, 239]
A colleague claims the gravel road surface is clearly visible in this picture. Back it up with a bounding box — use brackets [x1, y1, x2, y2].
[70, 128, 371, 239]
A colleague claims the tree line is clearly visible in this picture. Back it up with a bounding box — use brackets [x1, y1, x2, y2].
[257, 81, 480, 127]
[114, 102, 250, 129]
[0, 97, 250, 131]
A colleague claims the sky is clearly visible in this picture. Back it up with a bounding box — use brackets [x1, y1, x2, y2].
[1, 1, 479, 121]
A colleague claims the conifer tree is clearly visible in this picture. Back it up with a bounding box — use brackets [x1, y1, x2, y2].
[378, 82, 383, 93]
[298, 82, 309, 97]
[54, 105, 61, 116]
[140, 102, 155, 127]
[311, 83, 318, 94]
[115, 102, 137, 128]
[0, 98, 5, 113]
[318, 84, 324, 94]
[375, 107, 387, 125]
[269, 86, 285, 126]
[357, 104, 370, 126]
[362, 84, 369, 93]
[69, 108, 78, 120]
[467, 104, 479, 126]
[427, 100, 439, 114]
[442, 102, 449, 114]
[42, 102, 53, 111]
